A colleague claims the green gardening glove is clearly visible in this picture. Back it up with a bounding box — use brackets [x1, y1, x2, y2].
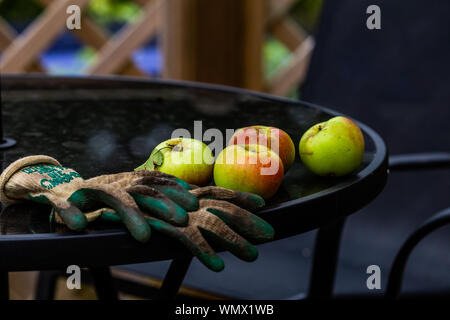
[100, 186, 275, 271]
[0, 155, 200, 243]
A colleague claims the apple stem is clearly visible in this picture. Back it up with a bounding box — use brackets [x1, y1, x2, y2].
[135, 162, 149, 171]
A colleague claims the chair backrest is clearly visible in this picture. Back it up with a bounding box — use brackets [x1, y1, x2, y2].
[386, 207, 450, 299]
[300, 0, 450, 298]
[301, 0, 450, 154]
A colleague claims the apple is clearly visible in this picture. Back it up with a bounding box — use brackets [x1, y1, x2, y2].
[136, 138, 214, 186]
[299, 116, 365, 177]
[214, 144, 284, 199]
[229, 125, 295, 172]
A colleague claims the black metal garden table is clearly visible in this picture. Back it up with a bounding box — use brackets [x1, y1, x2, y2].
[0, 75, 388, 300]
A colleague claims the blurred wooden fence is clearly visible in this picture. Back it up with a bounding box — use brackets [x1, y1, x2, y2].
[0, 0, 314, 96]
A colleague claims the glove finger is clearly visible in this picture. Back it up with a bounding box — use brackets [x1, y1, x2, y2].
[192, 210, 259, 262]
[146, 216, 225, 272]
[190, 186, 265, 211]
[100, 210, 224, 272]
[126, 185, 188, 226]
[136, 176, 199, 211]
[29, 194, 87, 231]
[67, 188, 151, 243]
[86, 171, 194, 191]
[200, 199, 274, 242]
[100, 209, 122, 223]
[84, 172, 132, 186]
[134, 170, 192, 190]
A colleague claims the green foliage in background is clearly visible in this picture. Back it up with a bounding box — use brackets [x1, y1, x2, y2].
[0, 0, 42, 21]
[264, 37, 290, 79]
[291, 0, 324, 33]
[0, 0, 139, 26]
[0, 0, 323, 32]
[87, 0, 140, 26]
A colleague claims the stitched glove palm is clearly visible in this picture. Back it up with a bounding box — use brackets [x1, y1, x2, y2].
[0, 156, 200, 243]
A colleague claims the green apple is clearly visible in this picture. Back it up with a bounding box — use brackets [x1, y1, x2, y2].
[229, 125, 296, 172]
[299, 116, 365, 177]
[214, 144, 284, 199]
[136, 138, 214, 186]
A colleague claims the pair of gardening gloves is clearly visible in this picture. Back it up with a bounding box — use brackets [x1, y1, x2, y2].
[0, 155, 274, 271]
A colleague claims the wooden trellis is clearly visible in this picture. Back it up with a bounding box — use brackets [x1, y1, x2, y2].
[0, 0, 314, 96]
[0, 0, 159, 75]
[266, 0, 315, 96]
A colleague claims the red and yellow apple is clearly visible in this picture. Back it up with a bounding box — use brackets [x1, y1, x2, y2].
[299, 116, 365, 177]
[136, 138, 214, 186]
[229, 125, 295, 172]
[213, 144, 284, 199]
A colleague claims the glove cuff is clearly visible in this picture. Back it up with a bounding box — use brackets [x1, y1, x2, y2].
[0, 155, 61, 204]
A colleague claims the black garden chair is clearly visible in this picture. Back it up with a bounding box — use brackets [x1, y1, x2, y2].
[301, 0, 450, 298]
[386, 205, 450, 299]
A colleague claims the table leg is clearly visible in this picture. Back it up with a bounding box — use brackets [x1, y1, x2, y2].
[35, 271, 59, 300]
[156, 256, 193, 300]
[308, 218, 346, 299]
[90, 267, 118, 300]
[0, 272, 9, 300]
